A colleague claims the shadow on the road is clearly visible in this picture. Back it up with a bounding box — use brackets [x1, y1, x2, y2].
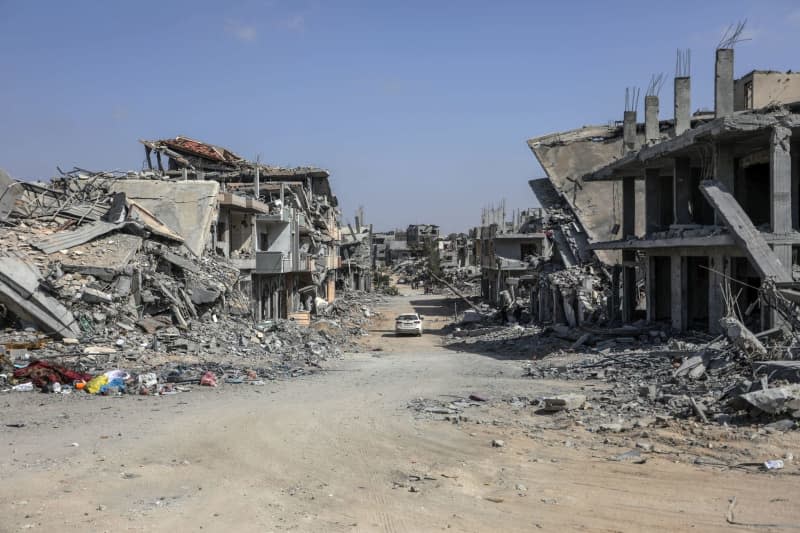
[409, 297, 460, 318]
[438, 319, 571, 361]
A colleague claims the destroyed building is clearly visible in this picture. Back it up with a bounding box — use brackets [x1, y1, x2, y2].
[585, 51, 800, 334]
[371, 231, 394, 268]
[477, 202, 551, 304]
[437, 233, 475, 270]
[142, 137, 341, 322]
[339, 221, 373, 292]
[406, 224, 440, 249]
[531, 45, 800, 335]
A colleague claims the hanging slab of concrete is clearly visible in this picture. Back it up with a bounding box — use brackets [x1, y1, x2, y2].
[700, 180, 792, 282]
[0, 253, 80, 338]
[0, 168, 23, 221]
[110, 180, 219, 256]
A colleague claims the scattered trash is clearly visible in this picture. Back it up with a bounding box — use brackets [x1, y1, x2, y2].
[200, 371, 217, 387]
[763, 460, 784, 470]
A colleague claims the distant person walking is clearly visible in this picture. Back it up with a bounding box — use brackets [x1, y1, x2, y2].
[498, 289, 512, 324]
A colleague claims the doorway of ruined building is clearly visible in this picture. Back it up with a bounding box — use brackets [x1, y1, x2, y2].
[649, 256, 671, 322]
[730, 257, 762, 331]
[686, 256, 710, 331]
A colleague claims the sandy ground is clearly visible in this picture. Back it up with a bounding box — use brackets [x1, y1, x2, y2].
[2, 288, 800, 532]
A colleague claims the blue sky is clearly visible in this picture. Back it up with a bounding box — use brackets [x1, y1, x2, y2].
[2, 1, 800, 233]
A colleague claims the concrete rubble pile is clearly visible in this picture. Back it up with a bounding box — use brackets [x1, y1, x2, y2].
[527, 183, 612, 327]
[0, 165, 372, 396]
[444, 300, 800, 429]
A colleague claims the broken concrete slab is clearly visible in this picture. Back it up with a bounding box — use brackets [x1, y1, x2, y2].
[59, 233, 142, 281]
[81, 287, 113, 304]
[700, 180, 792, 282]
[752, 361, 800, 383]
[540, 393, 586, 412]
[0, 253, 80, 338]
[32, 220, 134, 254]
[739, 385, 800, 415]
[188, 285, 221, 306]
[110, 180, 219, 256]
[720, 316, 768, 359]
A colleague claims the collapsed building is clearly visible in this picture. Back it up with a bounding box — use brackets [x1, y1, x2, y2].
[406, 224, 440, 249]
[476, 202, 551, 303]
[339, 221, 373, 292]
[475, 193, 609, 326]
[529, 45, 800, 335]
[585, 52, 800, 334]
[141, 137, 341, 323]
[0, 136, 347, 337]
[437, 233, 475, 271]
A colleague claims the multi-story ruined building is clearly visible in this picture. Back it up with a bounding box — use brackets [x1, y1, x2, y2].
[531, 47, 800, 334]
[142, 137, 341, 322]
[476, 204, 552, 303]
[406, 224, 440, 249]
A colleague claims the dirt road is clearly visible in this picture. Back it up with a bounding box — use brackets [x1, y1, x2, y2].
[2, 292, 799, 532]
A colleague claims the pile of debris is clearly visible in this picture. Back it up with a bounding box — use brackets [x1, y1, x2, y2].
[444, 305, 799, 429]
[523, 317, 800, 428]
[0, 168, 370, 396]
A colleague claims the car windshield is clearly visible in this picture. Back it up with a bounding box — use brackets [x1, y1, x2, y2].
[397, 314, 418, 321]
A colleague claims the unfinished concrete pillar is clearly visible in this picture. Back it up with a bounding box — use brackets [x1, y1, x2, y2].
[715, 49, 734, 118]
[673, 157, 692, 224]
[670, 254, 685, 331]
[771, 125, 792, 234]
[645, 96, 659, 145]
[645, 168, 661, 233]
[623, 111, 639, 154]
[674, 77, 691, 136]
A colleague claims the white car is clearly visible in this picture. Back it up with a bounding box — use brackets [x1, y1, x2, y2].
[395, 313, 423, 336]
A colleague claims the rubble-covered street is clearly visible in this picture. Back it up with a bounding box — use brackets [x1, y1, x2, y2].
[2, 292, 799, 532]
[5, 4, 800, 531]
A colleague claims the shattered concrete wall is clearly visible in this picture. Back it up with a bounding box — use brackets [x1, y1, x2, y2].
[0, 169, 23, 222]
[110, 180, 219, 257]
[528, 126, 646, 264]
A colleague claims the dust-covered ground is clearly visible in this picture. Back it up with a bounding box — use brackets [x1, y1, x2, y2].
[2, 289, 799, 532]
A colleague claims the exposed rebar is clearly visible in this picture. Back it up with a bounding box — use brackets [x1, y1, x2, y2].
[717, 20, 749, 49]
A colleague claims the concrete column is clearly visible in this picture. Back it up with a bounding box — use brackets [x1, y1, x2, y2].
[674, 77, 691, 136]
[708, 254, 727, 334]
[670, 255, 685, 331]
[673, 157, 692, 224]
[715, 49, 734, 118]
[222, 209, 231, 258]
[645, 168, 661, 233]
[645, 96, 659, 145]
[770, 125, 792, 234]
[622, 256, 637, 323]
[621, 177, 637, 323]
[623, 111, 638, 154]
[792, 148, 800, 231]
[645, 256, 656, 322]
